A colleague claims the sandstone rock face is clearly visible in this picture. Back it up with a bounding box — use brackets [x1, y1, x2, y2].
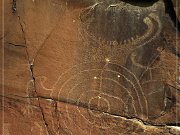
[173, 0, 180, 21]
[1, 0, 180, 134]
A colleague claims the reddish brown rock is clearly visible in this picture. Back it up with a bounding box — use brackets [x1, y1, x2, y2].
[1, 0, 180, 134]
[0, 0, 24, 45]
[0, 43, 32, 97]
[0, 96, 49, 135]
[39, 98, 172, 135]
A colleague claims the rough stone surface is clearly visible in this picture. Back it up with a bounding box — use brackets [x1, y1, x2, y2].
[173, 0, 180, 21]
[1, 0, 180, 134]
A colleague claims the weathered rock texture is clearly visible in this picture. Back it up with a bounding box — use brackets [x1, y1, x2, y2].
[1, 0, 180, 134]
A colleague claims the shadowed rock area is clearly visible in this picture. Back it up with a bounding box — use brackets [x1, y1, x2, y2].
[1, 0, 180, 134]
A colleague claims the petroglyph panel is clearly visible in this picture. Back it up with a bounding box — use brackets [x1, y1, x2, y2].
[34, 0, 179, 125]
[2, 0, 180, 134]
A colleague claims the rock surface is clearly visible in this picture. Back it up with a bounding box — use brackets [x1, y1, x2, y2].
[1, 0, 180, 134]
[172, 0, 180, 21]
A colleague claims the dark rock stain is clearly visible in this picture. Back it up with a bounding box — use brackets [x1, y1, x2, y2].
[80, 3, 149, 44]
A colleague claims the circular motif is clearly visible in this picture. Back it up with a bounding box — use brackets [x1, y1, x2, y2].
[50, 60, 148, 134]
[88, 95, 110, 117]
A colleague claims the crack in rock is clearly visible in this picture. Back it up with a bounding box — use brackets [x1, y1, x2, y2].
[12, 0, 16, 13]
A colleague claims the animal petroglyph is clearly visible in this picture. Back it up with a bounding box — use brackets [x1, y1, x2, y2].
[80, 1, 161, 48]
